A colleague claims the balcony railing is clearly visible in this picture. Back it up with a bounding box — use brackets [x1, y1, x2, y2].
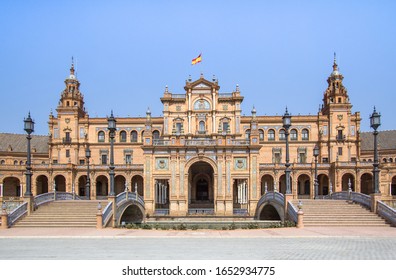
[62, 138, 72, 144]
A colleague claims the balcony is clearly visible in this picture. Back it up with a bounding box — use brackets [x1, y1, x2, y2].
[62, 137, 72, 144]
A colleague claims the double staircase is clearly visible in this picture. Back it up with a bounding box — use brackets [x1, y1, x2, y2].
[293, 199, 389, 227]
[13, 200, 104, 228]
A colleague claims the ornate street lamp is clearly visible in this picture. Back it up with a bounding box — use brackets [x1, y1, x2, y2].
[370, 107, 381, 194]
[282, 108, 292, 194]
[85, 146, 91, 199]
[313, 145, 319, 198]
[24, 112, 34, 197]
[108, 111, 117, 197]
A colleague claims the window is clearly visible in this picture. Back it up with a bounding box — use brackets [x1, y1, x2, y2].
[65, 132, 71, 143]
[274, 153, 281, 163]
[101, 154, 107, 165]
[223, 122, 229, 133]
[0, 160, 5, 165]
[290, 129, 297, 140]
[53, 159, 58, 164]
[272, 148, 282, 163]
[131, 131, 138, 143]
[54, 127, 59, 139]
[338, 147, 343, 156]
[120, 131, 127, 142]
[98, 131, 105, 142]
[279, 129, 286, 140]
[79, 159, 85, 165]
[302, 129, 309, 140]
[351, 157, 357, 162]
[125, 154, 132, 164]
[299, 152, 306, 163]
[322, 157, 329, 163]
[268, 129, 275, 141]
[176, 123, 182, 134]
[259, 129, 264, 141]
[337, 130, 343, 141]
[79, 127, 85, 138]
[245, 129, 251, 140]
[66, 149, 70, 158]
[153, 130, 160, 139]
[14, 160, 18, 165]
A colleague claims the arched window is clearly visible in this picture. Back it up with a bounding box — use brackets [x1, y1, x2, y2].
[153, 130, 160, 140]
[268, 129, 275, 141]
[141, 130, 145, 143]
[302, 129, 309, 140]
[290, 129, 298, 140]
[279, 129, 286, 140]
[259, 129, 264, 141]
[383, 158, 387, 163]
[14, 160, 18, 165]
[131, 131, 138, 143]
[245, 129, 251, 140]
[389, 158, 393, 163]
[20, 161, 24, 165]
[98, 131, 105, 142]
[120, 130, 127, 142]
[0, 160, 5, 165]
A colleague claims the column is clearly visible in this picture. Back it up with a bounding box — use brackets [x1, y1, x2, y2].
[0, 184, 2, 197]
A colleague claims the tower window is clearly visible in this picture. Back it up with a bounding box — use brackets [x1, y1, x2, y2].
[223, 121, 229, 133]
[245, 129, 251, 140]
[338, 98, 342, 103]
[66, 149, 70, 158]
[259, 129, 264, 141]
[338, 147, 343, 156]
[153, 130, 160, 139]
[199, 121, 205, 133]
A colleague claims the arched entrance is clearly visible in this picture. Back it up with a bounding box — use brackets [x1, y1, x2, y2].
[297, 174, 310, 198]
[78, 175, 87, 197]
[360, 173, 373, 194]
[317, 174, 329, 196]
[120, 204, 144, 224]
[3, 177, 21, 197]
[391, 176, 396, 196]
[115, 175, 126, 195]
[259, 204, 281, 220]
[36, 175, 49, 195]
[279, 174, 293, 194]
[54, 175, 66, 192]
[188, 161, 214, 212]
[96, 175, 108, 198]
[131, 175, 144, 196]
[342, 173, 355, 191]
[261, 175, 274, 194]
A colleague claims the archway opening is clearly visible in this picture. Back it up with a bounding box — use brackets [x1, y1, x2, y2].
[360, 173, 373, 194]
[120, 204, 144, 224]
[392, 176, 396, 196]
[342, 173, 355, 191]
[78, 175, 88, 197]
[115, 175, 126, 195]
[36, 175, 49, 195]
[96, 175, 108, 198]
[259, 204, 281, 220]
[3, 177, 21, 197]
[188, 161, 214, 211]
[297, 174, 311, 198]
[261, 175, 274, 195]
[279, 174, 293, 194]
[317, 174, 329, 196]
[54, 175, 66, 192]
[131, 175, 144, 196]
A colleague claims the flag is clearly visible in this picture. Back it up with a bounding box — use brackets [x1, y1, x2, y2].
[191, 53, 202, 65]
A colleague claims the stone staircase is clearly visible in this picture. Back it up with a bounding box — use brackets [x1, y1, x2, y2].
[13, 200, 105, 228]
[293, 199, 389, 227]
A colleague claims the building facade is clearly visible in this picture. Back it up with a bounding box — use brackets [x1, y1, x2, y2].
[1, 59, 396, 217]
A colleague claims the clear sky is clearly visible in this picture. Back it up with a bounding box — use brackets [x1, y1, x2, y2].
[0, 0, 395, 136]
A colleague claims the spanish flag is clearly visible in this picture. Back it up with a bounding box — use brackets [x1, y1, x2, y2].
[191, 53, 202, 65]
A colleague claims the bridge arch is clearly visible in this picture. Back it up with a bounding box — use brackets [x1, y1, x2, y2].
[255, 192, 285, 221]
[116, 200, 145, 226]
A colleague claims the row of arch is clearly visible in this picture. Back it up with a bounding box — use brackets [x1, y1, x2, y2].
[0, 174, 144, 198]
[245, 128, 310, 141]
[97, 130, 161, 143]
[362, 158, 396, 163]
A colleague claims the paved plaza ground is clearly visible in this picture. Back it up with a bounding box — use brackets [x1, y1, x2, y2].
[0, 227, 395, 260]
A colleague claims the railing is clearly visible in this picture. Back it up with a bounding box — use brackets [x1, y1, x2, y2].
[328, 191, 349, 200]
[257, 191, 285, 208]
[171, 94, 186, 99]
[115, 191, 145, 207]
[154, 209, 169, 215]
[377, 201, 396, 226]
[2, 201, 24, 213]
[326, 191, 372, 209]
[102, 201, 113, 227]
[233, 209, 248, 216]
[34, 192, 81, 207]
[218, 93, 233, 98]
[7, 202, 28, 226]
[259, 163, 275, 168]
[231, 140, 250, 146]
[153, 139, 172, 146]
[188, 208, 215, 215]
[185, 139, 217, 146]
[287, 201, 298, 223]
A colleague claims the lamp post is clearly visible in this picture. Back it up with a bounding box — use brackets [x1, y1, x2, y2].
[108, 111, 117, 197]
[85, 146, 91, 200]
[24, 112, 34, 197]
[313, 145, 319, 198]
[370, 107, 381, 194]
[282, 108, 292, 194]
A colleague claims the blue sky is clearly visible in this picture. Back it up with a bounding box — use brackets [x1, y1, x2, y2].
[0, 0, 395, 135]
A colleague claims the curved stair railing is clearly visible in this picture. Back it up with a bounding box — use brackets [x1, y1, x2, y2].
[287, 201, 298, 223]
[377, 201, 396, 226]
[34, 192, 81, 207]
[326, 191, 371, 209]
[257, 191, 285, 209]
[7, 202, 28, 226]
[115, 191, 145, 208]
[102, 201, 113, 227]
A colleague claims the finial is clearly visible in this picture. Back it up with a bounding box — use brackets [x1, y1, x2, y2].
[188, 75, 192, 82]
[236, 84, 240, 92]
[212, 74, 216, 82]
[146, 107, 151, 115]
[165, 85, 168, 93]
[200, 72, 204, 78]
[333, 52, 338, 71]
